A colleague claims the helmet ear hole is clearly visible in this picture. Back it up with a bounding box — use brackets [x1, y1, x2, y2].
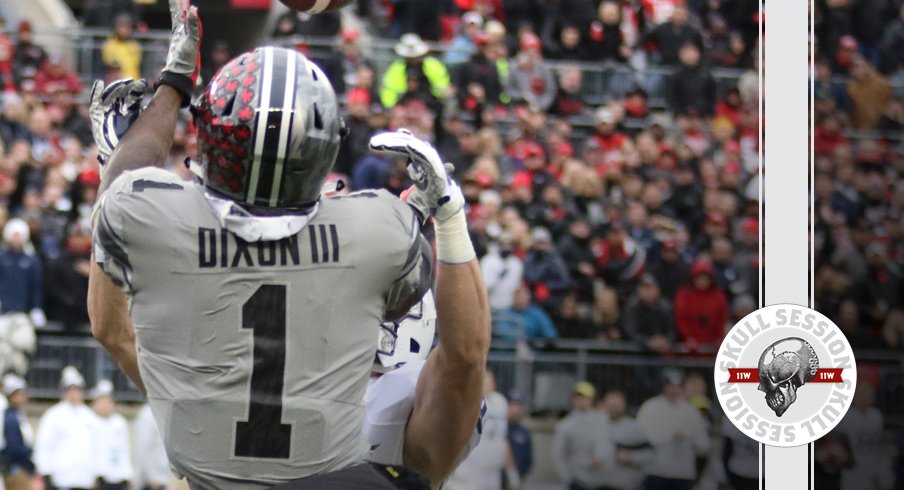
[313, 103, 323, 130]
[311, 68, 319, 81]
[409, 339, 421, 354]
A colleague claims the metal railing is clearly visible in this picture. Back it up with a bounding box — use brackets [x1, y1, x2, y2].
[24, 332, 904, 427]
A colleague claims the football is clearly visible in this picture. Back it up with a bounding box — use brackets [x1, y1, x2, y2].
[278, 0, 354, 13]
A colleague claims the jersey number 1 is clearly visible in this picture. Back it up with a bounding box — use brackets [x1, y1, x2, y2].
[235, 284, 292, 459]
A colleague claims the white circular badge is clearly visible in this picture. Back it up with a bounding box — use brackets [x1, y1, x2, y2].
[714, 304, 857, 447]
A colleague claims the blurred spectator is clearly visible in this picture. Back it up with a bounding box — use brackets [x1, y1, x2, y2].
[551, 381, 614, 490]
[292, 10, 341, 37]
[389, 0, 442, 41]
[90, 380, 132, 490]
[81, 0, 142, 28]
[11, 22, 47, 87]
[523, 226, 572, 310]
[200, 40, 232, 88]
[447, 371, 509, 490]
[711, 237, 746, 299]
[133, 404, 172, 490]
[506, 34, 557, 111]
[504, 390, 533, 486]
[593, 220, 646, 297]
[856, 242, 903, 331]
[585, 2, 631, 63]
[380, 34, 451, 109]
[669, 43, 716, 117]
[54, 91, 93, 147]
[34, 366, 95, 490]
[456, 34, 509, 111]
[651, 240, 690, 300]
[334, 29, 372, 96]
[814, 430, 854, 490]
[552, 292, 598, 339]
[637, 369, 710, 490]
[0, 97, 29, 159]
[556, 218, 597, 303]
[1, 375, 34, 490]
[550, 66, 588, 116]
[0, 26, 14, 92]
[102, 15, 143, 80]
[815, 58, 850, 112]
[837, 382, 892, 490]
[622, 274, 675, 353]
[481, 234, 524, 311]
[836, 299, 887, 350]
[445, 12, 484, 65]
[642, 4, 704, 66]
[880, 3, 904, 75]
[545, 24, 587, 61]
[493, 285, 559, 341]
[719, 416, 759, 490]
[33, 55, 83, 98]
[674, 260, 728, 351]
[0, 219, 44, 325]
[593, 286, 622, 342]
[600, 389, 654, 490]
[334, 89, 374, 177]
[847, 56, 891, 130]
[44, 219, 92, 331]
[833, 35, 861, 76]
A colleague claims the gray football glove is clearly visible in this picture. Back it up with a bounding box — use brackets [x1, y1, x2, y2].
[158, 0, 202, 105]
[369, 129, 465, 222]
[90, 78, 149, 174]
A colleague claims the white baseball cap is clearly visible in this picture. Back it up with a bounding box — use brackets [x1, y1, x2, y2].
[60, 365, 85, 389]
[2, 374, 26, 396]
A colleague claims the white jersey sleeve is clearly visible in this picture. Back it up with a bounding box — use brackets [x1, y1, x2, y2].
[363, 359, 486, 466]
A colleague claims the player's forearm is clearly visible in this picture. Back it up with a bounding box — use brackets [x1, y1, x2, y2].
[87, 261, 146, 394]
[403, 259, 490, 483]
[99, 86, 182, 194]
[434, 259, 491, 367]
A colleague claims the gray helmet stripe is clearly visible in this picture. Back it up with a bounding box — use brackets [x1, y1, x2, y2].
[269, 49, 298, 207]
[245, 47, 276, 205]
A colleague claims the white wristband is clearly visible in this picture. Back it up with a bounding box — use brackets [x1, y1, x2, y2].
[434, 209, 476, 264]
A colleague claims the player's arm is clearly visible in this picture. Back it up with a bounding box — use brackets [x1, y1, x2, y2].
[371, 130, 491, 484]
[98, 0, 200, 195]
[88, 260, 144, 393]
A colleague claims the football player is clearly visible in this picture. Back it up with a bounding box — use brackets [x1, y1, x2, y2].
[86, 1, 490, 488]
[366, 290, 486, 485]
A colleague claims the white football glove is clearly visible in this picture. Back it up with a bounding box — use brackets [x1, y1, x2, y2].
[159, 0, 202, 104]
[90, 78, 149, 172]
[369, 129, 465, 222]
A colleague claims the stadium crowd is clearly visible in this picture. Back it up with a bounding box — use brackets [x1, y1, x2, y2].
[0, 0, 901, 488]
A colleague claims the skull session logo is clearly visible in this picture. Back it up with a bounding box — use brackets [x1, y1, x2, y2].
[714, 305, 856, 447]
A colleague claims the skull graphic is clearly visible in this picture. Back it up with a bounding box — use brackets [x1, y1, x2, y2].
[757, 338, 819, 417]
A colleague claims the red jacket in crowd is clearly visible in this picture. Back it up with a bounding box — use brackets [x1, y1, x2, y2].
[674, 260, 728, 351]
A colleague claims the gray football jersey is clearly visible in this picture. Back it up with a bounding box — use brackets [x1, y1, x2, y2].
[93, 167, 431, 489]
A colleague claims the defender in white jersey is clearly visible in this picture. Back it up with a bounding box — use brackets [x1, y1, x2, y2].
[88, 2, 490, 487]
[364, 291, 485, 470]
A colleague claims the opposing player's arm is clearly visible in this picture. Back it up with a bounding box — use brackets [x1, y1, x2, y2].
[370, 130, 491, 484]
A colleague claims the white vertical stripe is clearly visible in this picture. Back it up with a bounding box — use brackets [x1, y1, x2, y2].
[246, 47, 275, 205]
[763, 0, 810, 486]
[269, 52, 297, 207]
